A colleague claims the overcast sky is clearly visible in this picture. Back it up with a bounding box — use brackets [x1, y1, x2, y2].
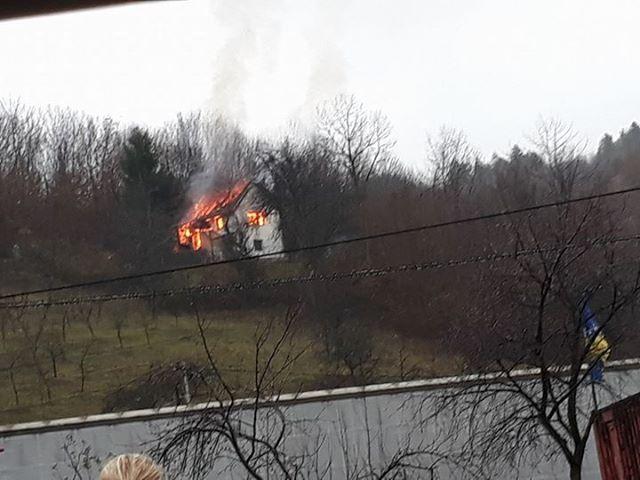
[1, 0, 639, 166]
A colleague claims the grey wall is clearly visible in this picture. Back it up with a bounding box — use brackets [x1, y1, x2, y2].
[1, 365, 639, 480]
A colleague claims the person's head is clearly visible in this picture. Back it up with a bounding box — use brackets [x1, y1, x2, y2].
[99, 454, 163, 480]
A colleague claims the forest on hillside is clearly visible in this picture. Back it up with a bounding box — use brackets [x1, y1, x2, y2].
[2, 95, 640, 422]
[3, 95, 640, 286]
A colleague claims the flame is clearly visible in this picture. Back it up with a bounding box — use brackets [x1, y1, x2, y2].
[177, 181, 249, 252]
[247, 210, 267, 226]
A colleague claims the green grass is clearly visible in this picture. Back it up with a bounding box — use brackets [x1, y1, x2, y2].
[0, 305, 456, 425]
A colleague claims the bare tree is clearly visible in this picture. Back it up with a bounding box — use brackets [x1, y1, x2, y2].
[437, 148, 640, 479]
[103, 302, 128, 349]
[75, 305, 96, 340]
[158, 112, 205, 182]
[0, 101, 45, 258]
[426, 126, 479, 201]
[19, 308, 53, 402]
[153, 301, 455, 480]
[44, 327, 65, 378]
[193, 115, 259, 195]
[140, 295, 157, 347]
[113, 314, 126, 349]
[60, 308, 69, 344]
[0, 307, 24, 348]
[529, 118, 588, 200]
[155, 303, 307, 479]
[321, 306, 377, 383]
[51, 433, 102, 480]
[330, 395, 464, 480]
[7, 353, 22, 406]
[1, 345, 23, 406]
[317, 94, 395, 188]
[102, 361, 205, 413]
[396, 336, 420, 382]
[0, 310, 8, 346]
[257, 136, 348, 262]
[79, 339, 95, 393]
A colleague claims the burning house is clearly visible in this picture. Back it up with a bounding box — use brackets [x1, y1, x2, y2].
[177, 181, 282, 259]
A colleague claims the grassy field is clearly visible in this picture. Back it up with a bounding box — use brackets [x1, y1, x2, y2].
[0, 304, 455, 425]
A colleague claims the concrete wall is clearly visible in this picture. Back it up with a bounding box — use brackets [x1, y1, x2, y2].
[2, 361, 639, 480]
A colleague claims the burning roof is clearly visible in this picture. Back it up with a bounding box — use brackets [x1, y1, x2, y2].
[177, 180, 251, 251]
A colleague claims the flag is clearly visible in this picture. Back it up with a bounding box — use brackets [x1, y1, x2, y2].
[581, 300, 611, 383]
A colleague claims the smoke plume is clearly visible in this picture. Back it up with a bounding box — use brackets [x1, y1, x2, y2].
[210, 0, 282, 122]
[209, 0, 347, 125]
[198, 0, 347, 201]
[297, 0, 347, 121]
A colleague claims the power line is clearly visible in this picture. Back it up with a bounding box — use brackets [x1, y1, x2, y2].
[3, 233, 639, 310]
[2, 185, 639, 301]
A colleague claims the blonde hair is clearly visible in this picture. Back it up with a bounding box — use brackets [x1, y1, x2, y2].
[99, 454, 163, 480]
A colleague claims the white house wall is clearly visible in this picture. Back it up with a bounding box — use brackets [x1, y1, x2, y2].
[198, 186, 284, 259]
[234, 188, 284, 257]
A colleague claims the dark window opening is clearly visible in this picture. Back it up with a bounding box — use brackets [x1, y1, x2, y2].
[253, 239, 263, 251]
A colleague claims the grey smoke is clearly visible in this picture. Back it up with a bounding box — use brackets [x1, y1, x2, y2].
[186, 116, 255, 203]
[196, 0, 348, 202]
[210, 0, 282, 122]
[210, 0, 347, 126]
[298, 0, 348, 121]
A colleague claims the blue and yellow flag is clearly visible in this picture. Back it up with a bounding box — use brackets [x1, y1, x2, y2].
[581, 301, 611, 383]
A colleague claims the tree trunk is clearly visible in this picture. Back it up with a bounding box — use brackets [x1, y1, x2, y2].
[9, 368, 19, 406]
[50, 352, 58, 378]
[36, 364, 52, 402]
[79, 343, 92, 393]
[569, 463, 581, 480]
[31, 352, 52, 402]
[182, 372, 191, 404]
[86, 321, 96, 339]
[80, 360, 87, 392]
[61, 314, 67, 343]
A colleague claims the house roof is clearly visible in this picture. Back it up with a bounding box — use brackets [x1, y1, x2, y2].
[181, 180, 253, 229]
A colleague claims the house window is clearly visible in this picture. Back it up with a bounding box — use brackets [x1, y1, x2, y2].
[214, 215, 226, 231]
[253, 239, 263, 251]
[247, 210, 267, 226]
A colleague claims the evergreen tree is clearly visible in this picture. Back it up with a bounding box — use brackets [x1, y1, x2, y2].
[120, 127, 182, 218]
[619, 122, 640, 159]
[596, 133, 615, 160]
[118, 127, 184, 267]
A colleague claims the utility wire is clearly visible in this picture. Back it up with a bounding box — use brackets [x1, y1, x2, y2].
[3, 234, 639, 310]
[2, 185, 639, 301]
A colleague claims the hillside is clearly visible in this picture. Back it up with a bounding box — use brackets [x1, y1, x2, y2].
[0, 304, 452, 425]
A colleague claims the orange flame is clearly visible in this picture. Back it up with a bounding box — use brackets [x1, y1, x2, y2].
[177, 181, 249, 252]
[247, 210, 267, 226]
